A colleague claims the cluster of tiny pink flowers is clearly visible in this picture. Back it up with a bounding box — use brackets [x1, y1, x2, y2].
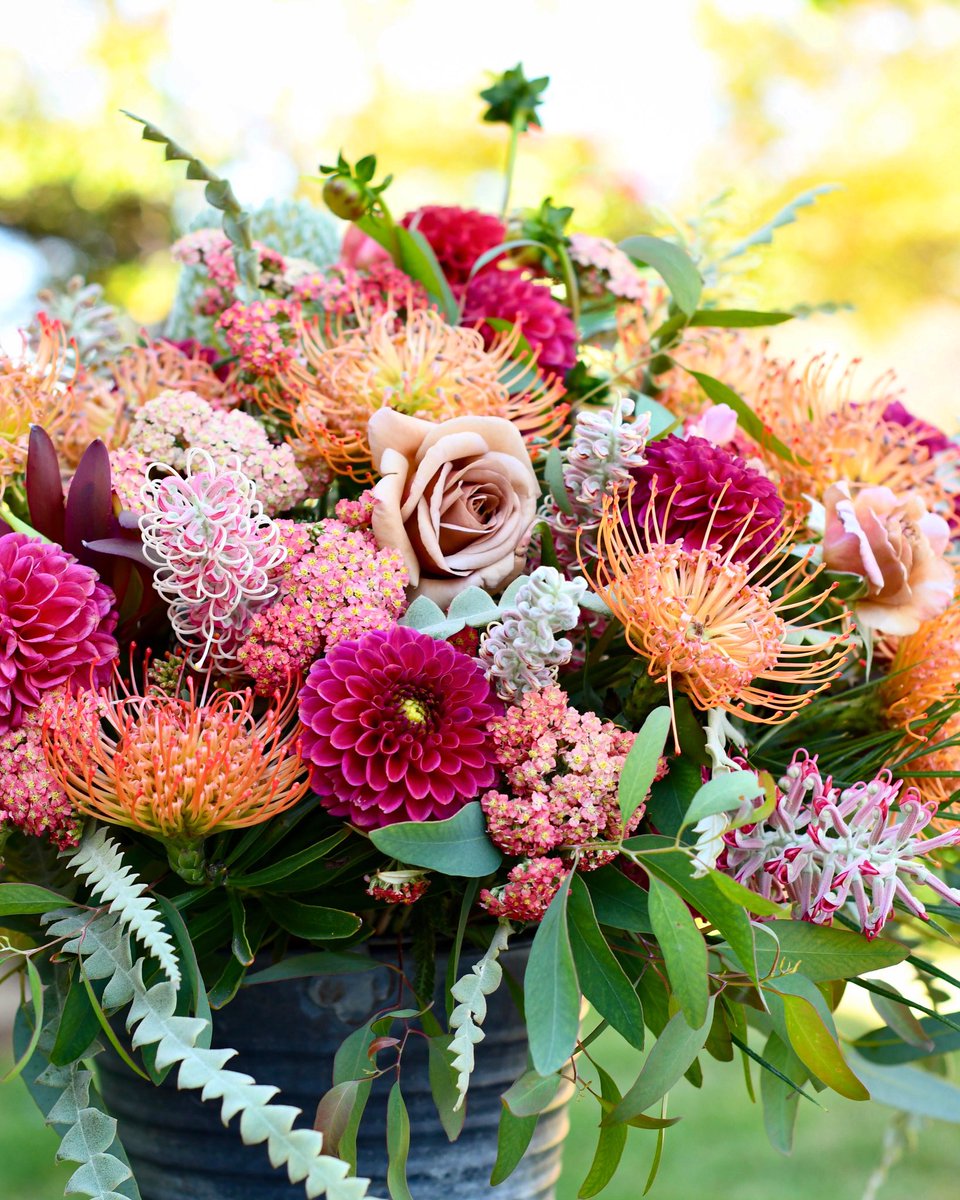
[333, 491, 377, 530]
[480, 685, 638, 871]
[139, 450, 286, 672]
[721, 750, 960, 938]
[0, 696, 78, 848]
[171, 230, 287, 318]
[237, 517, 409, 693]
[110, 391, 307, 516]
[365, 870, 431, 906]
[481, 857, 569, 922]
[291, 262, 430, 318]
[568, 233, 646, 300]
[218, 298, 299, 376]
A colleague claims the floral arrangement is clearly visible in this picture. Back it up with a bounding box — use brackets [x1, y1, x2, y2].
[2, 65, 960, 1200]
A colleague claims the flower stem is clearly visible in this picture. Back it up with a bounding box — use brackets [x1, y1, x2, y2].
[500, 110, 525, 219]
[0, 501, 48, 542]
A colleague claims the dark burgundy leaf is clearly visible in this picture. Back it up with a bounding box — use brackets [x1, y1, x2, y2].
[83, 537, 151, 568]
[25, 425, 65, 543]
[64, 440, 113, 562]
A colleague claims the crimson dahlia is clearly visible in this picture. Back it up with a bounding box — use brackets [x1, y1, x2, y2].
[299, 624, 501, 828]
[462, 268, 577, 379]
[401, 205, 507, 285]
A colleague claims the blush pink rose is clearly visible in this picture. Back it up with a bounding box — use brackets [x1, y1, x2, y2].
[368, 409, 540, 606]
[822, 481, 955, 635]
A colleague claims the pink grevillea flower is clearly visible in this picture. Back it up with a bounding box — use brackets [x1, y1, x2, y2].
[481, 857, 569, 922]
[629, 434, 785, 560]
[0, 694, 78, 847]
[298, 624, 500, 829]
[139, 449, 286, 672]
[480, 685, 641, 869]
[721, 750, 960, 938]
[0, 533, 117, 732]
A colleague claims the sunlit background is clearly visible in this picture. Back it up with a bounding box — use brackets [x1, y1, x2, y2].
[2, 0, 960, 1197]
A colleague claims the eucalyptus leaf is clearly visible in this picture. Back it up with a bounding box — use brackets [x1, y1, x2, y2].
[369, 803, 502, 877]
[647, 876, 709, 1029]
[526, 873, 580, 1076]
[680, 770, 763, 833]
[619, 706, 672, 828]
[608, 999, 715, 1123]
[765, 921, 908, 982]
[619, 235, 703, 316]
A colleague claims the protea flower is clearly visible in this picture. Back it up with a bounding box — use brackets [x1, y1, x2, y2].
[42, 671, 308, 842]
[586, 484, 850, 741]
[278, 308, 568, 479]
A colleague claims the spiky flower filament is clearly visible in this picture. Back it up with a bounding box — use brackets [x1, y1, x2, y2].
[587, 482, 850, 737]
[43, 676, 308, 840]
[273, 306, 568, 479]
[750, 356, 953, 522]
[882, 601, 960, 811]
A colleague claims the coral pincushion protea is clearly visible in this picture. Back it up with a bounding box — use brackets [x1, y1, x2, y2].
[401, 205, 507, 284]
[299, 624, 500, 828]
[629, 434, 784, 559]
[462, 268, 577, 379]
[0, 533, 117, 732]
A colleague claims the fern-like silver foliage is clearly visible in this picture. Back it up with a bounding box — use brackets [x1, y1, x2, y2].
[448, 921, 512, 1111]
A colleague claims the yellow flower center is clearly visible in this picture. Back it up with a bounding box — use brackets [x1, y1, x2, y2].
[401, 697, 429, 724]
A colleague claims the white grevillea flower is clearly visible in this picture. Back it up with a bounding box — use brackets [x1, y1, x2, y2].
[480, 566, 587, 701]
[139, 448, 286, 671]
[722, 751, 960, 938]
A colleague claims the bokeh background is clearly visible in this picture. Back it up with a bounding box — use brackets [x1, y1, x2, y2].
[1, 0, 959, 1196]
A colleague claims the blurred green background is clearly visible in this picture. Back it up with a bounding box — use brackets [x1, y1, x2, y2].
[2, 0, 960, 1196]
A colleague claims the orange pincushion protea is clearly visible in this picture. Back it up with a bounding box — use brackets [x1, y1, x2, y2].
[749, 356, 953, 522]
[882, 600, 960, 811]
[42, 675, 308, 840]
[0, 317, 85, 485]
[275, 307, 568, 479]
[587, 484, 850, 739]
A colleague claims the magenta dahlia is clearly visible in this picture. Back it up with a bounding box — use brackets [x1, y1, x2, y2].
[629, 434, 785, 560]
[401, 205, 507, 285]
[299, 624, 501, 828]
[0, 533, 117, 731]
[462, 268, 577, 379]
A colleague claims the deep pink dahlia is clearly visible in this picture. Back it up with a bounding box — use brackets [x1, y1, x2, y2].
[0, 533, 117, 731]
[299, 624, 501, 828]
[401, 205, 507, 285]
[462, 268, 577, 379]
[629, 434, 785, 560]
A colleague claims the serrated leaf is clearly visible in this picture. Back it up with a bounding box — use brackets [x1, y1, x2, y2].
[369, 802, 501, 877]
[619, 706, 672, 827]
[721, 184, 841, 261]
[526, 873, 580, 1075]
[647, 876, 709, 1029]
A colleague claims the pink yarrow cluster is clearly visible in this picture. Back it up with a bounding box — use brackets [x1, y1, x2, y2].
[482, 857, 570, 923]
[293, 262, 430, 318]
[171, 230, 287, 318]
[0, 694, 78, 848]
[218, 298, 298, 376]
[238, 498, 408, 693]
[110, 390, 307, 516]
[480, 686, 643, 921]
[721, 751, 960, 938]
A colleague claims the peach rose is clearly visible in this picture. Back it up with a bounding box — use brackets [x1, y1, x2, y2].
[822, 481, 955, 635]
[368, 409, 540, 605]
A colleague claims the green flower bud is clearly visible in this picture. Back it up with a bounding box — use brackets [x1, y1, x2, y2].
[322, 176, 369, 222]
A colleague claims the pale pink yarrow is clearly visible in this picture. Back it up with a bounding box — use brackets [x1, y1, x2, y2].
[481, 685, 638, 869]
[218, 298, 299, 376]
[0, 695, 79, 848]
[481, 857, 569, 923]
[139, 449, 286, 672]
[110, 391, 308, 516]
[722, 750, 960, 938]
[237, 518, 408, 692]
[334, 490, 377, 530]
[568, 233, 646, 299]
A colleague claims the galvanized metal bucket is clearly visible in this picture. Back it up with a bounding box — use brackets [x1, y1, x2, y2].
[97, 942, 569, 1199]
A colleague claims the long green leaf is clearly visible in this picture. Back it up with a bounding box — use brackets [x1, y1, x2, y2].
[526, 873, 580, 1075]
[619, 706, 672, 827]
[584, 867, 652, 932]
[395, 226, 459, 322]
[490, 1106, 538, 1186]
[568, 876, 644, 1047]
[765, 920, 909, 982]
[228, 830, 350, 888]
[369, 802, 502, 877]
[647, 876, 709, 1029]
[760, 1033, 807, 1154]
[680, 770, 763, 833]
[619, 235, 702, 315]
[686, 369, 802, 465]
[853, 1012, 960, 1065]
[579, 1066, 628, 1198]
[848, 1052, 960, 1122]
[260, 897, 361, 941]
[50, 974, 100, 1067]
[245, 952, 379, 985]
[386, 1081, 414, 1200]
[782, 994, 868, 1101]
[609, 999, 715, 1123]
[689, 309, 794, 328]
[2, 958, 44, 1083]
[502, 1069, 563, 1118]
[0, 883, 74, 916]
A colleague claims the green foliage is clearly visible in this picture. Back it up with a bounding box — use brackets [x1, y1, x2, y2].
[608, 1001, 715, 1124]
[568, 876, 645, 1048]
[620, 235, 703, 315]
[42, 908, 370, 1199]
[490, 1106, 538, 1186]
[525, 873, 580, 1076]
[66, 829, 180, 986]
[480, 64, 550, 130]
[368, 802, 502, 877]
[385, 1083, 413, 1200]
[720, 184, 841, 262]
[679, 770, 764, 834]
[647, 877, 709, 1029]
[447, 921, 512, 1111]
[685, 369, 800, 464]
[618, 706, 672, 828]
[760, 920, 909, 983]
